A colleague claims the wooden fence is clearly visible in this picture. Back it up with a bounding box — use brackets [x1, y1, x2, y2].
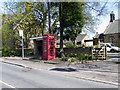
[92, 45, 107, 60]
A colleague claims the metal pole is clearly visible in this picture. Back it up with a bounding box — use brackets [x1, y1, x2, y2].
[22, 35, 24, 59]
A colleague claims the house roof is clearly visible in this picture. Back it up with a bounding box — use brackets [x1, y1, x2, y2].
[94, 34, 100, 38]
[94, 33, 105, 39]
[76, 34, 88, 42]
[56, 39, 72, 44]
[104, 19, 120, 34]
[56, 34, 88, 43]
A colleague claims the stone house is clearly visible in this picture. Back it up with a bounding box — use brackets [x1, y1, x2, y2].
[76, 34, 90, 46]
[94, 11, 120, 47]
[104, 16, 120, 47]
[56, 34, 91, 46]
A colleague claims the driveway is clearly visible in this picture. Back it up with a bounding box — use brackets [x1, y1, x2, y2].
[107, 53, 120, 58]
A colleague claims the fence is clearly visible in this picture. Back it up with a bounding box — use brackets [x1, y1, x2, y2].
[92, 45, 107, 60]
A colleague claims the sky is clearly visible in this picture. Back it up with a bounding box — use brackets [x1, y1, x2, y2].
[96, 2, 119, 34]
[0, 1, 119, 37]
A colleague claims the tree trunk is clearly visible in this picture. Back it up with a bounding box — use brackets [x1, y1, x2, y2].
[73, 39, 76, 45]
[59, 2, 64, 58]
[42, 11, 47, 35]
[48, 2, 51, 34]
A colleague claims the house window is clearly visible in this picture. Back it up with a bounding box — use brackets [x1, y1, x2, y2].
[119, 35, 120, 38]
[109, 36, 114, 43]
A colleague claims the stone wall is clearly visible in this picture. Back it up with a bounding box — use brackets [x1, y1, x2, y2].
[104, 33, 120, 47]
[15, 47, 92, 57]
[57, 47, 92, 55]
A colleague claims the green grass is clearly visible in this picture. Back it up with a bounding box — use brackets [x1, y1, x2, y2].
[112, 61, 120, 64]
[106, 56, 112, 59]
[0, 51, 2, 56]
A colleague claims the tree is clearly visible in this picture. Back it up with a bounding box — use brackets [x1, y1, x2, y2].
[59, 2, 64, 58]
[82, 2, 111, 33]
[2, 2, 48, 48]
[62, 2, 85, 44]
[47, 2, 51, 33]
[58, 2, 113, 57]
[2, 2, 60, 49]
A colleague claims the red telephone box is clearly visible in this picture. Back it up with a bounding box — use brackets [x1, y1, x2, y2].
[42, 34, 56, 60]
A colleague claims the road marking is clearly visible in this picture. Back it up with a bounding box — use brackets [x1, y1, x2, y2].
[0, 80, 15, 88]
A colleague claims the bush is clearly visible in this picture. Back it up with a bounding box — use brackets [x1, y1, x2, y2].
[64, 53, 92, 60]
[56, 51, 61, 58]
[0, 51, 2, 56]
[2, 47, 15, 56]
[64, 43, 75, 47]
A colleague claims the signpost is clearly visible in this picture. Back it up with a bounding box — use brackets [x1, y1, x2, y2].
[19, 30, 24, 59]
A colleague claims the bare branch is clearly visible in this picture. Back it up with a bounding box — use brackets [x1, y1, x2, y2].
[97, 1, 108, 16]
[85, 2, 108, 16]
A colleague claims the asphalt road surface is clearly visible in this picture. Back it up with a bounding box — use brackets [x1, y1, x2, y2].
[1, 62, 118, 88]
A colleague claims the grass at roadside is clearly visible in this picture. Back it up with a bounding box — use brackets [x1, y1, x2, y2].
[106, 56, 112, 59]
[0, 51, 2, 56]
[112, 61, 120, 64]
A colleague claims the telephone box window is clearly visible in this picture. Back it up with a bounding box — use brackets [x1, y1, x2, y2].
[42, 34, 56, 60]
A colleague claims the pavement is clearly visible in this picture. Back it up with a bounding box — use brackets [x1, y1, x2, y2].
[0, 56, 119, 86]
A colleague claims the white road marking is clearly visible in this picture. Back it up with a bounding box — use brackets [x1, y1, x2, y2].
[0, 80, 15, 88]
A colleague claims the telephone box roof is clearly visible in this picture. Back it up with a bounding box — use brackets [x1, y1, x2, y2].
[29, 36, 43, 40]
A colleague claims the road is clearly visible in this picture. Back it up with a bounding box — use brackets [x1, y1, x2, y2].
[1, 62, 118, 88]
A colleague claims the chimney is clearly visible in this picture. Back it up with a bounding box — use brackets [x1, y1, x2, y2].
[110, 11, 115, 22]
[96, 32, 98, 34]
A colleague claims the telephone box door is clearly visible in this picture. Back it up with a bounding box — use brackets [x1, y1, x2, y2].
[42, 34, 56, 60]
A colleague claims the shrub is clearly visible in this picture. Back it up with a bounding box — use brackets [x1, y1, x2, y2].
[64, 43, 75, 47]
[2, 47, 15, 56]
[56, 51, 61, 58]
[64, 53, 92, 60]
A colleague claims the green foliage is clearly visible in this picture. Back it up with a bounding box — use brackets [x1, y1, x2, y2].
[64, 43, 85, 48]
[2, 2, 44, 48]
[2, 23, 18, 49]
[64, 43, 75, 47]
[62, 2, 86, 44]
[112, 61, 120, 64]
[2, 48, 15, 57]
[2, 2, 60, 49]
[62, 2, 85, 28]
[56, 50, 61, 58]
[106, 56, 112, 59]
[64, 53, 92, 60]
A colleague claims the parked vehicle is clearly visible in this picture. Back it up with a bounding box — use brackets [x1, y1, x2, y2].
[100, 43, 120, 52]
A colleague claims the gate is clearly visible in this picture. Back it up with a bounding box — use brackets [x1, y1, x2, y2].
[92, 45, 107, 60]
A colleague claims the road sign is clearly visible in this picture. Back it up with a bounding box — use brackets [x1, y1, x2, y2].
[19, 30, 24, 59]
[19, 30, 23, 37]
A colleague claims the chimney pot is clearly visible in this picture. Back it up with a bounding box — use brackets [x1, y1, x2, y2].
[110, 11, 115, 22]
